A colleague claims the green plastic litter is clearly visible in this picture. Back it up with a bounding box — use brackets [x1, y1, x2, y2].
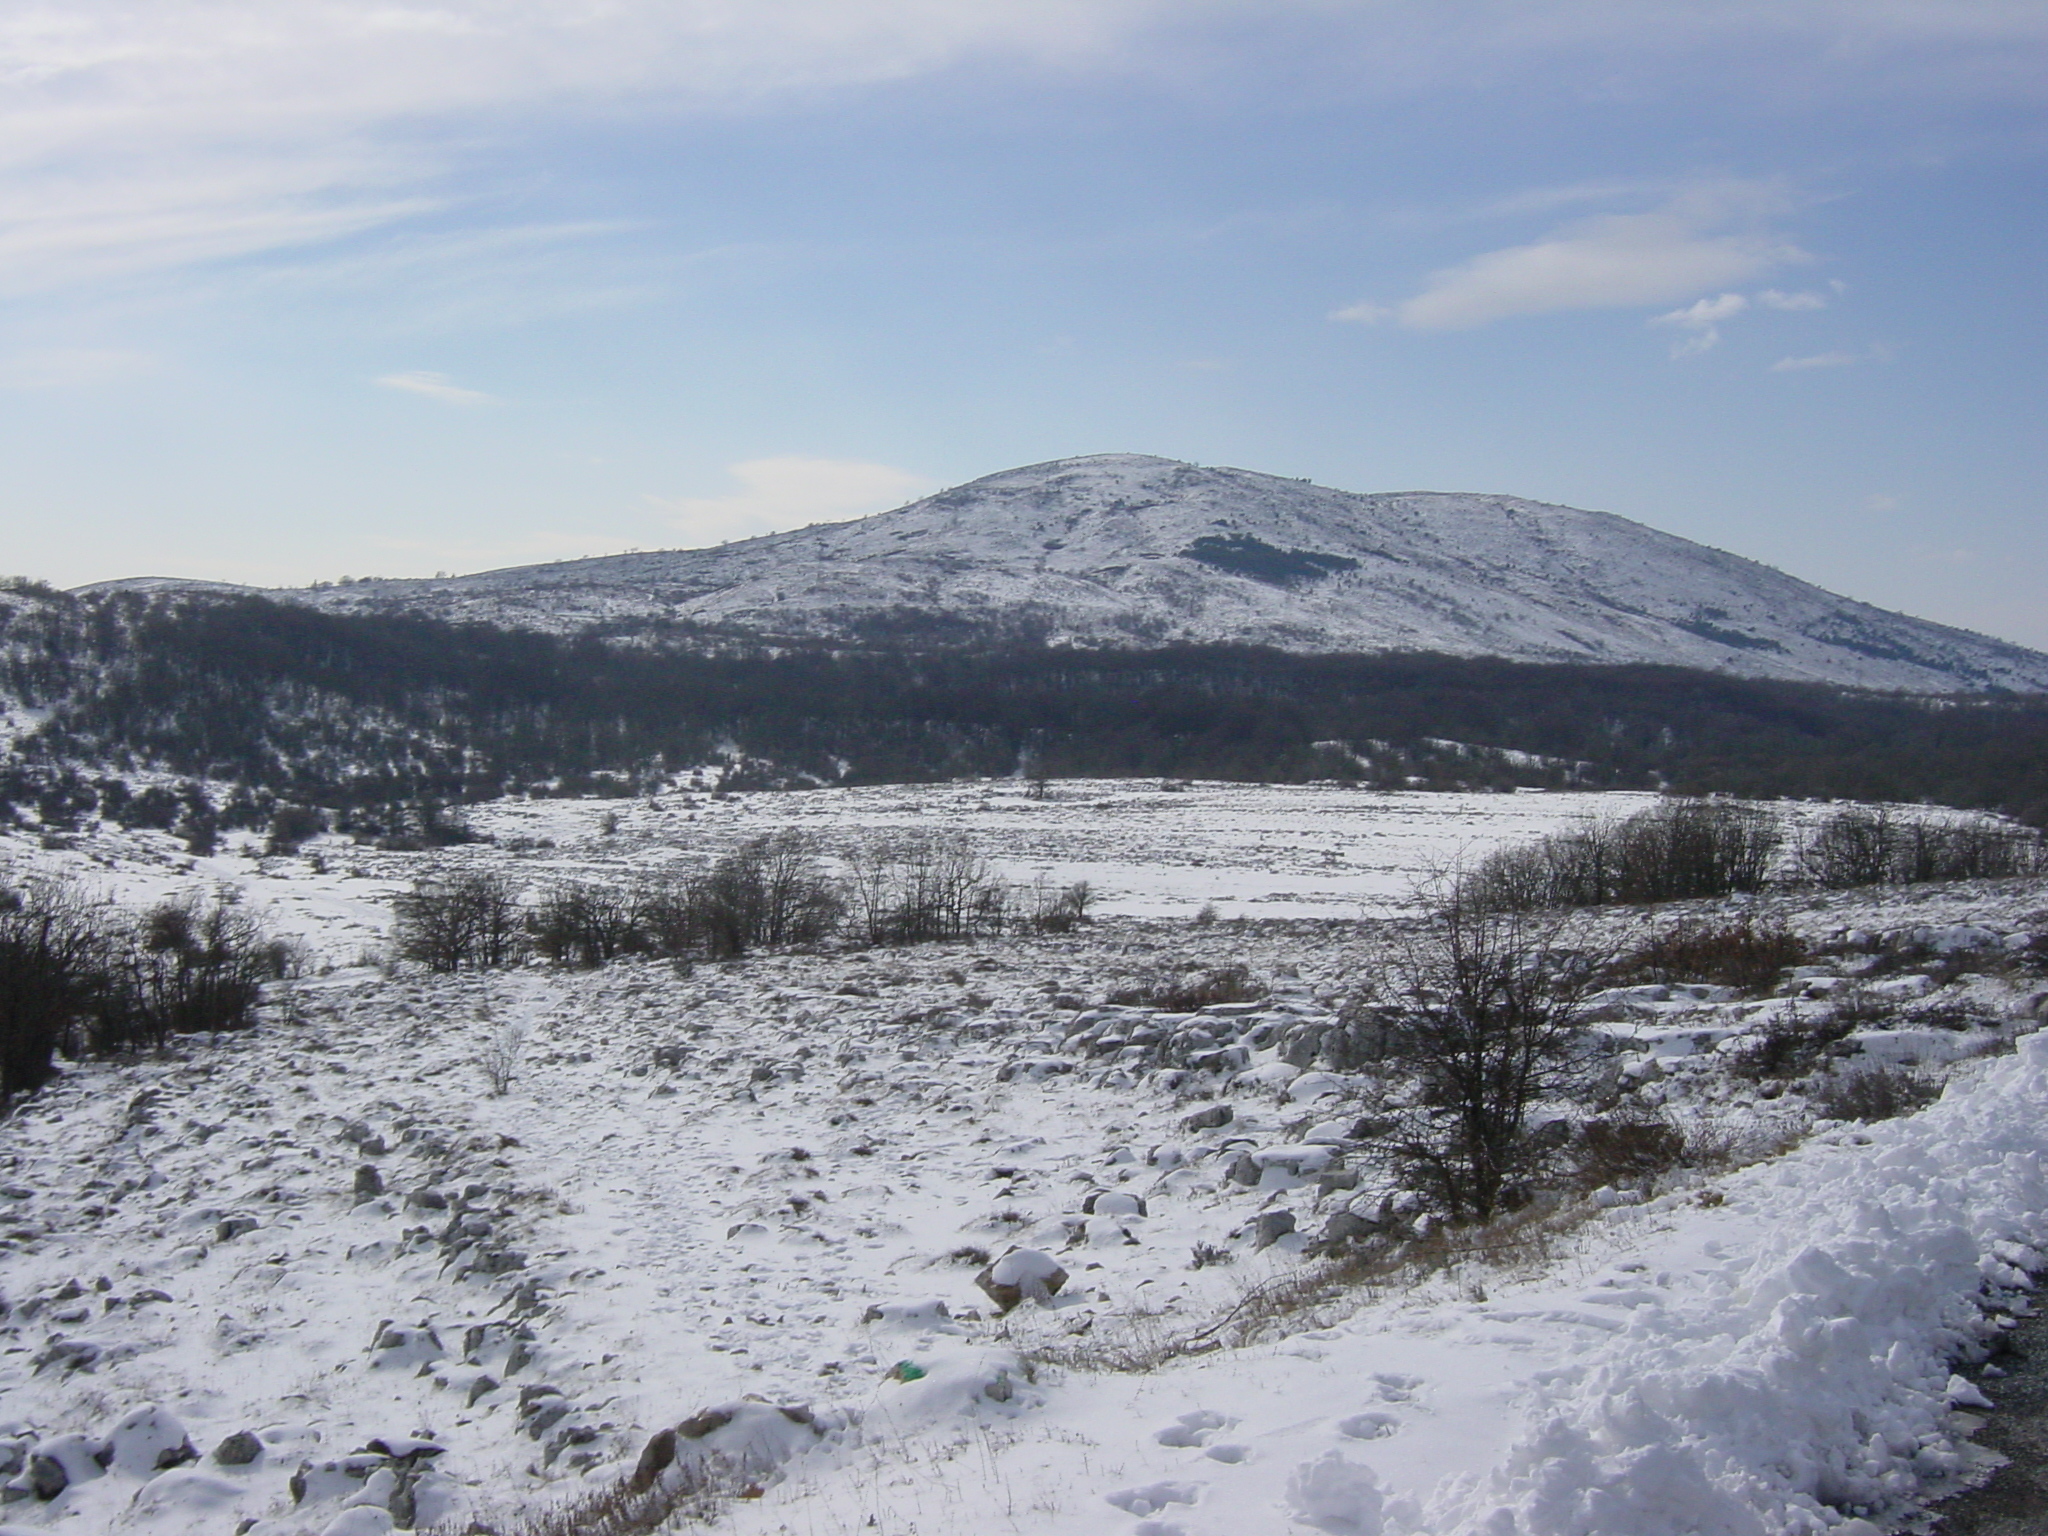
[889, 1360, 927, 1382]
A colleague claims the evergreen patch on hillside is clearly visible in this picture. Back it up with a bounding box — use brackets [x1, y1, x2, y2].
[1182, 534, 1361, 587]
[4, 587, 2048, 828]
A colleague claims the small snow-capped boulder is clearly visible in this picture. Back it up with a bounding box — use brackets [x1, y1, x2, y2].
[1252, 1209, 1297, 1250]
[518, 1387, 572, 1439]
[1082, 1190, 1147, 1218]
[367, 1321, 443, 1369]
[666, 1402, 824, 1480]
[1232, 1145, 1339, 1190]
[997, 1057, 1075, 1082]
[129, 1468, 245, 1518]
[290, 1454, 385, 1504]
[860, 1298, 958, 1334]
[213, 1430, 265, 1466]
[1287, 1072, 1347, 1102]
[1237, 1061, 1301, 1090]
[104, 1403, 198, 1474]
[216, 1216, 260, 1242]
[341, 1466, 400, 1511]
[27, 1434, 106, 1500]
[1181, 1103, 1233, 1131]
[1316, 1208, 1381, 1250]
[319, 1507, 396, 1536]
[30, 1338, 101, 1374]
[975, 1248, 1068, 1312]
[353, 1166, 385, 1203]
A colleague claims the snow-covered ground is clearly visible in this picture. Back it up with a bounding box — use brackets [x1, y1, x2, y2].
[1, 782, 2045, 1536]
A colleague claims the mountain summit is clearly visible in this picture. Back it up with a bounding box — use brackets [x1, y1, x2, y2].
[136, 454, 2048, 691]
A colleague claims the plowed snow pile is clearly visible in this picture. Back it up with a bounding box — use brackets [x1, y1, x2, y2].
[0, 782, 2044, 1536]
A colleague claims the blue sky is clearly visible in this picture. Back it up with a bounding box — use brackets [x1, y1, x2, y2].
[4, 2, 2046, 648]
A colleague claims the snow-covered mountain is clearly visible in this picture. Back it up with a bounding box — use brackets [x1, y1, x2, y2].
[98, 455, 2048, 692]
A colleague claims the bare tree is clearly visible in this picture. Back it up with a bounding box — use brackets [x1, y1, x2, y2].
[844, 832, 1007, 945]
[477, 1020, 529, 1096]
[0, 880, 109, 1107]
[395, 869, 525, 972]
[1377, 894, 1606, 1220]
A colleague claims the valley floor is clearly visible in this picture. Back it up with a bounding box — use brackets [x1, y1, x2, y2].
[1, 784, 2045, 1536]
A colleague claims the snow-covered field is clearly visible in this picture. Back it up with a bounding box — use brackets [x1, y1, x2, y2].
[2, 781, 2045, 1536]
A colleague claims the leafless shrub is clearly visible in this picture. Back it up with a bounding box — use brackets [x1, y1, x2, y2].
[528, 883, 644, 968]
[1570, 1107, 1687, 1192]
[1461, 798, 1782, 912]
[1728, 1009, 1856, 1080]
[1800, 806, 2044, 888]
[1107, 965, 1265, 1012]
[1675, 1116, 1806, 1173]
[1024, 1202, 1595, 1375]
[1810, 1065, 1941, 1122]
[396, 869, 526, 972]
[1023, 878, 1095, 933]
[1607, 916, 1809, 994]
[1376, 898, 1609, 1219]
[844, 832, 1008, 945]
[438, 1456, 721, 1536]
[477, 1022, 528, 1097]
[640, 832, 843, 959]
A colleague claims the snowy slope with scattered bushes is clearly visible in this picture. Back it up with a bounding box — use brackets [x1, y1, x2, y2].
[1, 782, 2046, 1536]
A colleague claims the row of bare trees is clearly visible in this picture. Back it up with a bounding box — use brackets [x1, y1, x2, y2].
[395, 831, 1095, 972]
[1, 883, 292, 1110]
[1460, 798, 2041, 913]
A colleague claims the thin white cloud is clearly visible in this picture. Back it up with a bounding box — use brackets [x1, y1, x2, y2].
[649, 456, 933, 546]
[374, 370, 495, 405]
[1758, 288, 1828, 310]
[1771, 344, 1891, 372]
[1657, 292, 1749, 328]
[1329, 300, 1390, 325]
[0, 1, 1173, 293]
[1651, 291, 1747, 356]
[1397, 185, 1807, 330]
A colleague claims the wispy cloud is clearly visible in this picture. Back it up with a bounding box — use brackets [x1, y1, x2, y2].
[0, 2, 1174, 293]
[1392, 183, 1807, 330]
[1651, 291, 1749, 355]
[374, 370, 495, 405]
[1771, 344, 1891, 372]
[647, 456, 933, 546]
[1758, 288, 1829, 311]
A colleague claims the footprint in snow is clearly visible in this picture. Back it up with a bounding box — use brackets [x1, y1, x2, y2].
[1336, 1411, 1400, 1440]
[1155, 1409, 1233, 1447]
[1106, 1480, 1203, 1516]
[1371, 1371, 1422, 1403]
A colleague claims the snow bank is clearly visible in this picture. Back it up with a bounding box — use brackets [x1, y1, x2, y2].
[1432, 1036, 2048, 1534]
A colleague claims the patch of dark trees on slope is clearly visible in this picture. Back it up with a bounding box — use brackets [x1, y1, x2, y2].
[4, 587, 2048, 830]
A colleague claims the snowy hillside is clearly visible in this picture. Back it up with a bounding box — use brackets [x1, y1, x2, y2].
[113, 455, 2048, 693]
[2, 781, 2047, 1535]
